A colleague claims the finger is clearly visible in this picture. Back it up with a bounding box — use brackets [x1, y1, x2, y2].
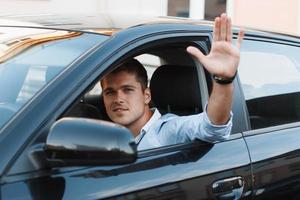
[186, 46, 205, 62]
[220, 13, 227, 41]
[236, 29, 245, 49]
[226, 17, 232, 43]
[213, 17, 221, 42]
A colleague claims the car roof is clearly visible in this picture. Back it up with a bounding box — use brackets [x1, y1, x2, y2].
[0, 13, 299, 41]
[0, 14, 205, 34]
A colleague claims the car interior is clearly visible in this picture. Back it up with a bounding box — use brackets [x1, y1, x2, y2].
[60, 40, 251, 137]
[150, 64, 202, 116]
[61, 42, 208, 127]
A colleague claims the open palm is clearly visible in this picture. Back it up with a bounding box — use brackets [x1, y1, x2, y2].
[187, 13, 244, 79]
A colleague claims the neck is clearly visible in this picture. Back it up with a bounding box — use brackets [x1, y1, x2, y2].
[127, 108, 153, 138]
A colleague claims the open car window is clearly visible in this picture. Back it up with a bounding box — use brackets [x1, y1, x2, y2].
[64, 41, 207, 151]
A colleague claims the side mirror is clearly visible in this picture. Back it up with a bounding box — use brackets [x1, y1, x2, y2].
[45, 118, 137, 167]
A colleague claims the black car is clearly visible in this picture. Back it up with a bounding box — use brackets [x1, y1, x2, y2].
[0, 14, 300, 200]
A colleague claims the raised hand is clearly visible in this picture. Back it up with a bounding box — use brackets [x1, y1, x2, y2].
[187, 13, 244, 79]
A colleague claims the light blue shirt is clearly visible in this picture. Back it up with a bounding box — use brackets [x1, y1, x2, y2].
[136, 108, 232, 150]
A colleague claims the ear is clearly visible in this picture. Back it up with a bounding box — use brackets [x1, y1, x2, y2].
[144, 87, 151, 105]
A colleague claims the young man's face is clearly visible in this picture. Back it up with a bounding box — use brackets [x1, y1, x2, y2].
[101, 71, 151, 127]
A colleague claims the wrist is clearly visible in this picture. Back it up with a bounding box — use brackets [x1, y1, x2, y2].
[212, 71, 237, 85]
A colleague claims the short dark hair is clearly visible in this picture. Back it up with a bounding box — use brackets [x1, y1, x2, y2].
[102, 58, 148, 90]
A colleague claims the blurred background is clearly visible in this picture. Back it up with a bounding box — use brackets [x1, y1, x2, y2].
[0, 0, 299, 35]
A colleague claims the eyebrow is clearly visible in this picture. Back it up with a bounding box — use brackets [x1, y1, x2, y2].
[103, 84, 137, 93]
[121, 85, 137, 89]
[103, 88, 113, 93]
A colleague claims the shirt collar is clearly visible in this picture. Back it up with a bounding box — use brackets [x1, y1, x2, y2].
[135, 108, 161, 143]
[141, 108, 161, 133]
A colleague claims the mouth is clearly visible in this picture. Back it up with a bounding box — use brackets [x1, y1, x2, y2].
[112, 107, 129, 112]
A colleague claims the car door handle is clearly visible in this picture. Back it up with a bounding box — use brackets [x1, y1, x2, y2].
[212, 176, 244, 200]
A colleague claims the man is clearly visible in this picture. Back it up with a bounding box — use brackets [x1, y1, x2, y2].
[101, 13, 244, 150]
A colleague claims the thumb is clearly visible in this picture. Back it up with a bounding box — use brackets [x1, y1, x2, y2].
[236, 29, 245, 49]
[186, 46, 206, 62]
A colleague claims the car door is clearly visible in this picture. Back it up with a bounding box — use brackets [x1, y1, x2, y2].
[238, 34, 300, 200]
[3, 139, 251, 200]
[1, 23, 252, 200]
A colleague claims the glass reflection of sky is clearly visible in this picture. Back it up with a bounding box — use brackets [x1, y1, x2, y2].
[240, 52, 300, 88]
[0, 31, 107, 129]
[238, 40, 300, 100]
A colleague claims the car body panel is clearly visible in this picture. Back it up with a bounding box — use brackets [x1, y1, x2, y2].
[2, 136, 251, 199]
[244, 125, 300, 199]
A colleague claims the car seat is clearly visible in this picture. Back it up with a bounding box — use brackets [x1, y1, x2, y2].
[150, 65, 202, 116]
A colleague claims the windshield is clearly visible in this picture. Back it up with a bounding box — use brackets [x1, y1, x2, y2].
[0, 27, 108, 129]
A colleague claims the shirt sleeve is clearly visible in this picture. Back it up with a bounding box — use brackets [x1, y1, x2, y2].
[157, 107, 232, 145]
[200, 107, 232, 142]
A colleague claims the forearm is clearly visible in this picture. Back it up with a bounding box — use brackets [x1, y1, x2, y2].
[207, 82, 233, 125]
[186, 13, 243, 125]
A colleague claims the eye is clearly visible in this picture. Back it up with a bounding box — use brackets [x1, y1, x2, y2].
[104, 90, 114, 96]
[124, 88, 134, 93]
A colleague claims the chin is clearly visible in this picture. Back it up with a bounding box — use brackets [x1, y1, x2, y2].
[111, 117, 130, 126]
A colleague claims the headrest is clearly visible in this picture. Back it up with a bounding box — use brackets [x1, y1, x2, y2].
[150, 65, 202, 115]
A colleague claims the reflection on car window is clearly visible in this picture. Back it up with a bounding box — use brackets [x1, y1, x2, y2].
[0, 27, 108, 129]
[16, 65, 48, 105]
[239, 40, 300, 129]
[239, 51, 300, 100]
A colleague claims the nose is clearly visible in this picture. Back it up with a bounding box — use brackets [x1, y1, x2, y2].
[113, 90, 125, 104]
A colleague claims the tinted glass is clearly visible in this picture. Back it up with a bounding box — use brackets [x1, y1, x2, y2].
[0, 27, 108, 129]
[239, 39, 300, 129]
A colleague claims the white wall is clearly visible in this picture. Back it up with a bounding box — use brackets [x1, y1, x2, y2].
[189, 0, 205, 19]
[98, 0, 168, 16]
[0, 1, 51, 15]
[0, 0, 168, 16]
[49, 0, 99, 14]
[0, 0, 100, 15]
[226, 0, 234, 18]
